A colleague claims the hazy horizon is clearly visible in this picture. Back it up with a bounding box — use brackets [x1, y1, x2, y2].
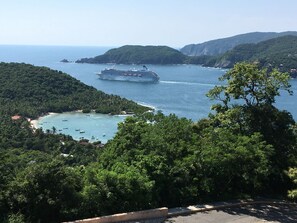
[1, 0, 297, 48]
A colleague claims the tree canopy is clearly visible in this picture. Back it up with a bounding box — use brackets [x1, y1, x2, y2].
[288, 167, 297, 199]
[76, 45, 187, 64]
[0, 62, 148, 118]
[207, 62, 292, 110]
[207, 62, 297, 193]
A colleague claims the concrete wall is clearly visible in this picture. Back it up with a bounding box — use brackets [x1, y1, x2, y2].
[64, 207, 168, 223]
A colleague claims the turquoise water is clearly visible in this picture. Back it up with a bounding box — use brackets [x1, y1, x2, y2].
[1, 45, 296, 141]
[36, 112, 125, 143]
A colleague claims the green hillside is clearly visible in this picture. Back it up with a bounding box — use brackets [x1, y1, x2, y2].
[196, 35, 297, 76]
[76, 45, 187, 64]
[0, 63, 148, 118]
[181, 31, 297, 56]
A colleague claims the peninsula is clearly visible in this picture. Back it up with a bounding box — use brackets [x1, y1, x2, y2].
[0, 62, 149, 119]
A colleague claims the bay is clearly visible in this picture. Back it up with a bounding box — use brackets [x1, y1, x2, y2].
[36, 112, 125, 144]
[1, 45, 296, 142]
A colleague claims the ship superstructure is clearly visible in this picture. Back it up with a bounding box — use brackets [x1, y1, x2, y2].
[98, 66, 159, 83]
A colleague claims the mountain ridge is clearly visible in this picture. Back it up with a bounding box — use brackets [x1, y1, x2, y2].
[206, 35, 297, 73]
[181, 31, 297, 56]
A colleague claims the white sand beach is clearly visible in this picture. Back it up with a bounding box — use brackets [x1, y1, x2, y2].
[29, 112, 58, 129]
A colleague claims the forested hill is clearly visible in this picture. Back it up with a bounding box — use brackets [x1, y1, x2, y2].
[76, 45, 187, 64]
[181, 31, 297, 56]
[0, 63, 148, 118]
[204, 35, 297, 74]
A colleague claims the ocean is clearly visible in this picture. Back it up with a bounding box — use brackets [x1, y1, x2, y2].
[1, 45, 296, 142]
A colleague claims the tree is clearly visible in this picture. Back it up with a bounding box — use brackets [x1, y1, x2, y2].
[81, 163, 154, 217]
[288, 167, 297, 199]
[52, 126, 57, 134]
[207, 62, 295, 149]
[207, 62, 297, 192]
[99, 113, 200, 207]
[197, 128, 273, 199]
[207, 62, 292, 112]
[6, 160, 83, 223]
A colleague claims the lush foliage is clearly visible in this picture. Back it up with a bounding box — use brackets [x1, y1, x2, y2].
[0, 62, 148, 118]
[201, 35, 297, 75]
[76, 45, 187, 64]
[99, 113, 274, 204]
[207, 62, 292, 108]
[288, 167, 297, 199]
[0, 62, 296, 222]
[0, 120, 99, 222]
[207, 63, 297, 192]
[6, 160, 83, 222]
[180, 31, 297, 56]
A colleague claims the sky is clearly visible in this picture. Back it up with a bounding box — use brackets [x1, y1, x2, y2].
[0, 0, 297, 47]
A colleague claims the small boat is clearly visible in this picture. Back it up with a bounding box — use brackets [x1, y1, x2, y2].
[79, 130, 85, 134]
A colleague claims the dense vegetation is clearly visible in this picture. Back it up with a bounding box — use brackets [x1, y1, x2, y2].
[288, 167, 297, 199]
[197, 35, 297, 75]
[0, 62, 296, 223]
[0, 119, 101, 222]
[180, 31, 297, 56]
[76, 45, 187, 64]
[0, 63, 148, 118]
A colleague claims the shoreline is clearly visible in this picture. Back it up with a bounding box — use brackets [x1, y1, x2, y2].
[29, 112, 59, 129]
[29, 101, 153, 130]
[29, 110, 130, 130]
[136, 101, 156, 111]
[30, 119, 39, 129]
[29, 111, 126, 143]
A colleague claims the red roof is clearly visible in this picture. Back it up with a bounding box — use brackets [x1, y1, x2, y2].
[11, 115, 22, 120]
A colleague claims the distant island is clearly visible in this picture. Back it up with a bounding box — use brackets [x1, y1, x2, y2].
[0, 62, 149, 118]
[76, 45, 187, 64]
[60, 59, 71, 63]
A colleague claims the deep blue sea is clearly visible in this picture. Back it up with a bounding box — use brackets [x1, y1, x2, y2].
[1, 45, 296, 142]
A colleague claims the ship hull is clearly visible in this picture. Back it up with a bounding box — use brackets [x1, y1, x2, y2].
[98, 69, 159, 83]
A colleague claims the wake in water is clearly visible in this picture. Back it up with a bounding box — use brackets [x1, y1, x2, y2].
[136, 101, 157, 110]
[160, 80, 216, 87]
